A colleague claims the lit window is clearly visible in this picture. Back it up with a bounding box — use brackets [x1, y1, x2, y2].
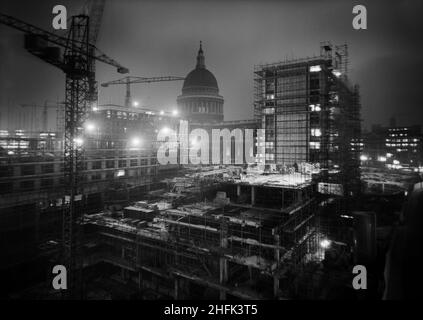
[309, 65, 322, 72]
[360, 155, 368, 161]
[332, 70, 342, 77]
[310, 142, 320, 149]
[311, 128, 322, 137]
[309, 104, 321, 112]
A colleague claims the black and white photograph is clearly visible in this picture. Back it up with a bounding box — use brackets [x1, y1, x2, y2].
[0, 0, 422, 307]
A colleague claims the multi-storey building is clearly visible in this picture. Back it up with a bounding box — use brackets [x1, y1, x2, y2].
[253, 43, 361, 197]
[386, 125, 422, 167]
[362, 124, 422, 170]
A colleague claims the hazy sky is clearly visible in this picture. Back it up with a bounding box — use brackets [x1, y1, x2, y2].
[1, 0, 423, 131]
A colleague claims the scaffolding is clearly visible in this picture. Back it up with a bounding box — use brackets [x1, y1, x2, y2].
[253, 43, 361, 269]
[80, 170, 322, 299]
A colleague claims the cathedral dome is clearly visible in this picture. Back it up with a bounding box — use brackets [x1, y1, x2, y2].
[183, 68, 218, 91]
[177, 42, 224, 123]
[181, 41, 219, 94]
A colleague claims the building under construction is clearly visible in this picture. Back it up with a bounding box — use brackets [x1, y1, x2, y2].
[254, 42, 361, 236]
[77, 166, 328, 300]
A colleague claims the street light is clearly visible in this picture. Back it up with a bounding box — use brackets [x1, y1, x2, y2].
[74, 137, 84, 146]
[133, 101, 139, 107]
[172, 109, 178, 116]
[360, 155, 368, 161]
[160, 127, 170, 135]
[320, 239, 331, 249]
[130, 137, 142, 147]
[85, 122, 96, 133]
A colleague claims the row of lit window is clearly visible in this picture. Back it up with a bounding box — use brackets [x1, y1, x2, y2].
[388, 128, 409, 131]
[386, 138, 419, 142]
[386, 143, 418, 147]
[395, 148, 418, 153]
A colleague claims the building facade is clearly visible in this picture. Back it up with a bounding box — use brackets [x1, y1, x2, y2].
[386, 125, 422, 168]
[254, 44, 361, 197]
[362, 124, 422, 170]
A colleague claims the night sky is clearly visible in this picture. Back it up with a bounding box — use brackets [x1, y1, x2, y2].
[1, 0, 422, 131]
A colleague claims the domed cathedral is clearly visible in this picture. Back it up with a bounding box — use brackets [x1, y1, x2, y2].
[177, 42, 224, 123]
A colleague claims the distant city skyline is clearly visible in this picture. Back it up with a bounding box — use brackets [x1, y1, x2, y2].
[1, 0, 423, 131]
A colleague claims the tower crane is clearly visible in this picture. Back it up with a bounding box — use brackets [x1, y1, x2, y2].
[84, 0, 106, 108]
[101, 76, 185, 107]
[0, 11, 128, 298]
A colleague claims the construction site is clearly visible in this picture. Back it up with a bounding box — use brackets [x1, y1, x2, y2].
[2, 1, 414, 301]
[78, 168, 316, 298]
[9, 164, 349, 300]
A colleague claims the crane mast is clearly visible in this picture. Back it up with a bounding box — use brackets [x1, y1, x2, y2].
[85, 0, 106, 111]
[0, 9, 128, 298]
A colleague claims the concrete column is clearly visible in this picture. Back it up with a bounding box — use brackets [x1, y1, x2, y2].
[297, 189, 302, 202]
[274, 233, 280, 298]
[251, 186, 256, 205]
[219, 258, 228, 283]
[121, 247, 125, 280]
[219, 257, 227, 300]
[273, 276, 279, 298]
[174, 277, 179, 300]
[138, 271, 142, 290]
[220, 217, 228, 300]
[274, 234, 280, 262]
[248, 265, 253, 281]
[236, 185, 241, 197]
